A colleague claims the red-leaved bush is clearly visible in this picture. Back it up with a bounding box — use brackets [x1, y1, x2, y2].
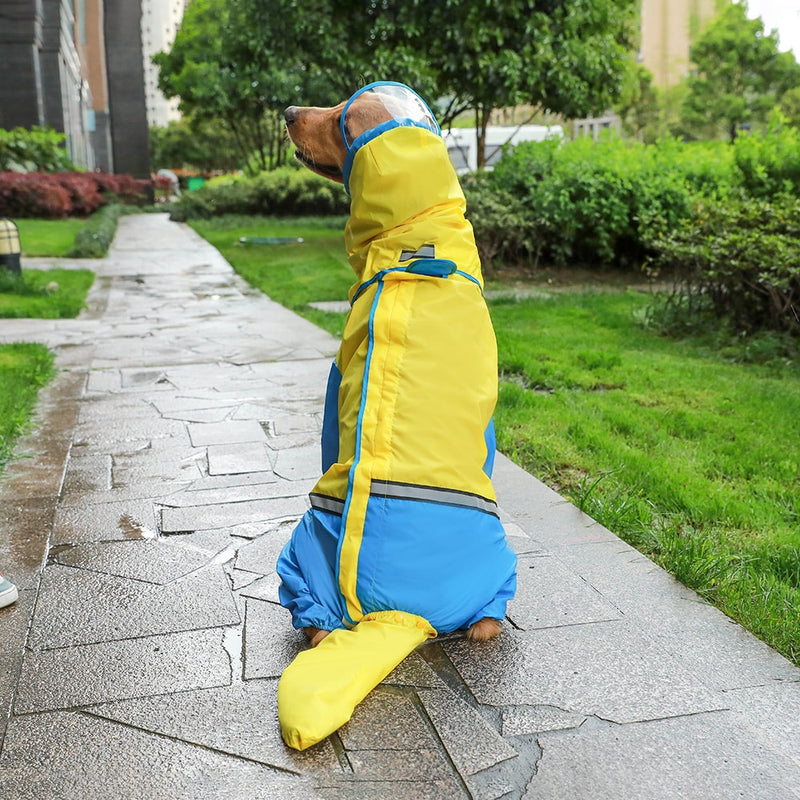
[0, 171, 151, 218]
[0, 172, 71, 218]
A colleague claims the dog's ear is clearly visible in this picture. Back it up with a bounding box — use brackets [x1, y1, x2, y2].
[343, 93, 393, 143]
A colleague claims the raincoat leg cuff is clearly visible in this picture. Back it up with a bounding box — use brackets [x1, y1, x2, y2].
[278, 611, 436, 750]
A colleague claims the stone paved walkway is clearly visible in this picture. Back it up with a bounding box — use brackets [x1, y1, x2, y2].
[1, 214, 799, 799]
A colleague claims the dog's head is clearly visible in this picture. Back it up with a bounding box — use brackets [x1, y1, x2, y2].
[285, 83, 439, 189]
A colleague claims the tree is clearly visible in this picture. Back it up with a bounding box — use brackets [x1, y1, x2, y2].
[153, 0, 337, 173]
[149, 117, 242, 173]
[615, 63, 661, 141]
[778, 86, 800, 128]
[158, 0, 637, 172]
[245, 0, 638, 168]
[682, 2, 800, 142]
[386, 0, 637, 164]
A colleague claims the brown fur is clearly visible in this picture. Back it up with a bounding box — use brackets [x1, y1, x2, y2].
[285, 93, 502, 647]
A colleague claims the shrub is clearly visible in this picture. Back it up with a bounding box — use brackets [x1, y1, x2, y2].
[68, 204, 125, 257]
[0, 171, 151, 218]
[91, 172, 151, 205]
[0, 172, 71, 218]
[733, 116, 800, 199]
[0, 126, 74, 172]
[168, 167, 349, 221]
[646, 195, 800, 336]
[462, 171, 541, 270]
[51, 172, 104, 216]
[484, 135, 700, 269]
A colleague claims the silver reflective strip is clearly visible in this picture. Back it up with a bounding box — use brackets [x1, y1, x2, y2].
[309, 493, 345, 515]
[370, 480, 499, 518]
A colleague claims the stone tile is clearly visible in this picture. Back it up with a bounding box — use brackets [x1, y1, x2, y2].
[52, 497, 159, 545]
[270, 414, 322, 435]
[120, 367, 170, 388]
[166, 529, 246, 557]
[208, 441, 274, 475]
[507, 554, 621, 631]
[187, 420, 267, 447]
[0, 711, 314, 800]
[492, 454, 619, 547]
[273, 444, 323, 480]
[86, 679, 341, 774]
[52, 539, 211, 584]
[316, 779, 467, 800]
[14, 629, 231, 713]
[524, 713, 800, 800]
[416, 688, 517, 776]
[383, 652, 447, 689]
[503, 520, 544, 556]
[150, 394, 241, 415]
[78, 397, 157, 423]
[112, 447, 206, 487]
[161, 405, 236, 423]
[163, 479, 314, 509]
[28, 564, 239, 649]
[444, 622, 726, 724]
[501, 705, 587, 736]
[183, 471, 283, 491]
[161, 495, 308, 533]
[61, 453, 112, 494]
[726, 682, 800, 768]
[86, 369, 121, 393]
[243, 598, 303, 679]
[553, 541, 800, 689]
[239, 572, 282, 603]
[347, 749, 452, 781]
[71, 418, 188, 450]
[236, 523, 295, 575]
[339, 688, 438, 750]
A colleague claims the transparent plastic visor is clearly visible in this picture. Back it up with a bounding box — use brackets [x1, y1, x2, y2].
[341, 83, 440, 150]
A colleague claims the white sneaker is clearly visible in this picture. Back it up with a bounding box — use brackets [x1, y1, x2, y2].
[0, 574, 19, 608]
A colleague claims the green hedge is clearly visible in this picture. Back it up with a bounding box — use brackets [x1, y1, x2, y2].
[646, 195, 800, 336]
[169, 167, 349, 221]
[466, 135, 739, 270]
[68, 204, 125, 258]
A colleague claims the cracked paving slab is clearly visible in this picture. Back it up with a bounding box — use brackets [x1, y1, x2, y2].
[27, 563, 240, 649]
[14, 629, 232, 713]
[444, 622, 726, 724]
[525, 713, 800, 800]
[84, 679, 341, 775]
[0, 711, 316, 800]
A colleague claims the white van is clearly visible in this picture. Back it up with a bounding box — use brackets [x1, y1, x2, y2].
[443, 124, 564, 173]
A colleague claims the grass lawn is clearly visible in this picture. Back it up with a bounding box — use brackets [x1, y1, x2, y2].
[195, 214, 800, 665]
[15, 218, 85, 257]
[0, 343, 55, 473]
[191, 215, 352, 337]
[0, 268, 95, 318]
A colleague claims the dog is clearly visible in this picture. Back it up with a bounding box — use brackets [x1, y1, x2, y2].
[276, 82, 517, 750]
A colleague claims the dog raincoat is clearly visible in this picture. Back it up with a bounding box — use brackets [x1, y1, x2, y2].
[277, 82, 517, 750]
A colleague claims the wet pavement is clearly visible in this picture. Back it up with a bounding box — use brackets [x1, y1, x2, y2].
[1, 213, 799, 799]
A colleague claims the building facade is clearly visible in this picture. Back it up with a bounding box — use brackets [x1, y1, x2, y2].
[0, 0, 187, 175]
[0, 0, 95, 168]
[639, 0, 723, 87]
[141, 0, 186, 128]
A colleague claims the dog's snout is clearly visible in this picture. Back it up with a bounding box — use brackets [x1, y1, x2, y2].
[284, 106, 298, 126]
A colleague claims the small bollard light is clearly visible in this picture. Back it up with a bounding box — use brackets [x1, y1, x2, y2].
[0, 218, 22, 275]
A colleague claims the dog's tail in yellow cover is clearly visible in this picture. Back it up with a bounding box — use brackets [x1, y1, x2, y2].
[278, 610, 436, 750]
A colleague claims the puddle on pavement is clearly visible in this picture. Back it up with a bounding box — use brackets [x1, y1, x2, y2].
[118, 513, 157, 540]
